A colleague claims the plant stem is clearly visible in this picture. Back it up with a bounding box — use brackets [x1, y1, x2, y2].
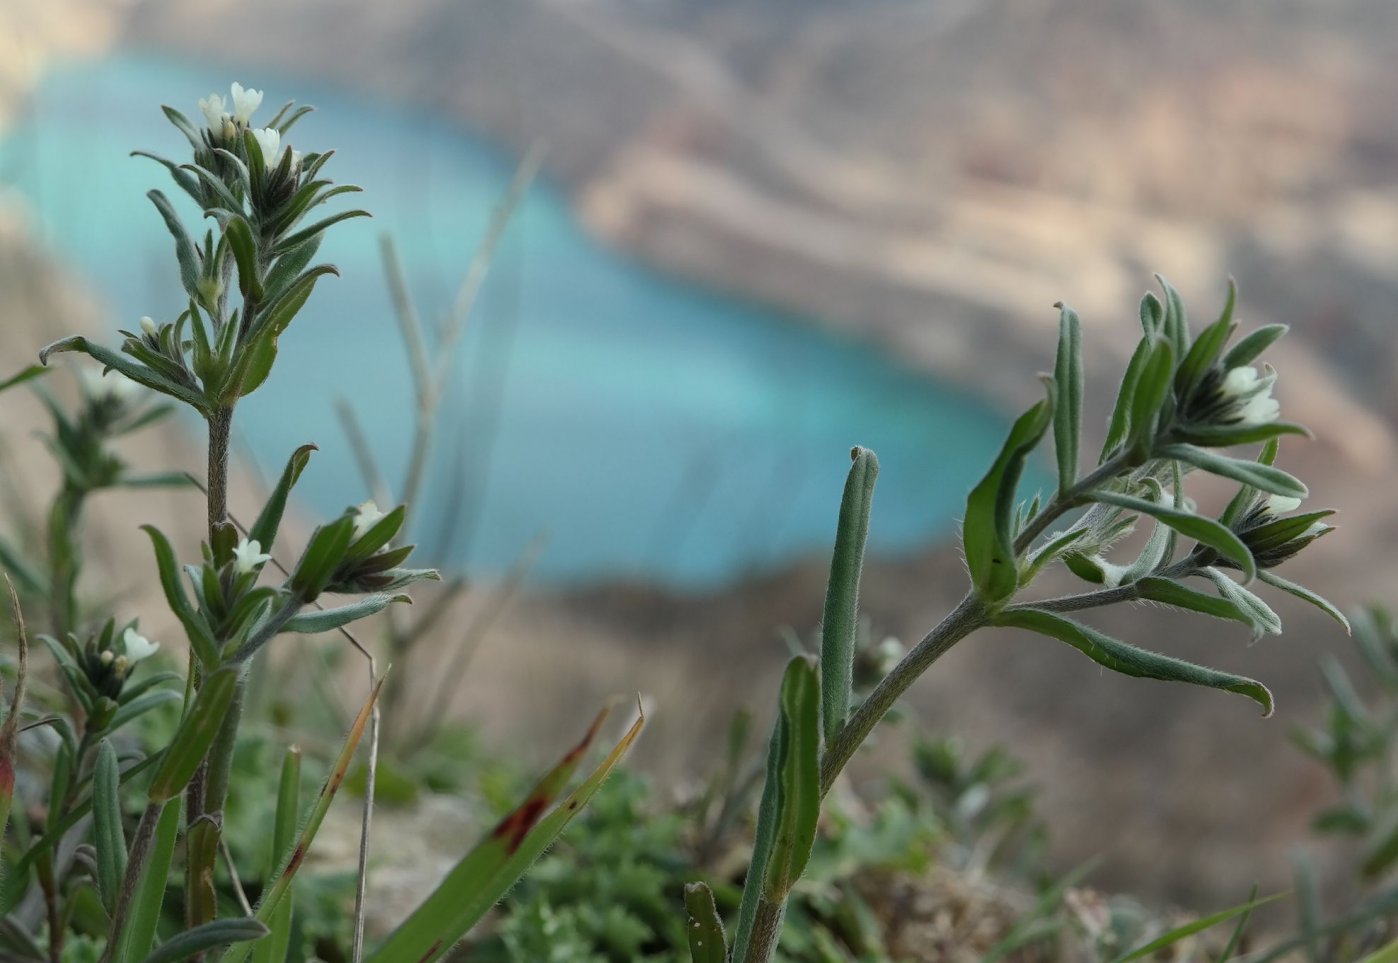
[740, 897, 788, 963]
[206, 407, 233, 540]
[1013, 452, 1135, 555]
[820, 592, 987, 797]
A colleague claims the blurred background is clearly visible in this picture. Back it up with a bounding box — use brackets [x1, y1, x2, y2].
[1, 0, 1396, 915]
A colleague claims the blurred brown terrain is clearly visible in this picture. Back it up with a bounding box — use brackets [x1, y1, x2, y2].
[5, 0, 1398, 913]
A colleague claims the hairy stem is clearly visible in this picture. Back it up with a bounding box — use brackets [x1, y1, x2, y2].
[1013, 451, 1135, 555]
[741, 897, 788, 963]
[102, 801, 163, 963]
[206, 406, 233, 540]
[820, 592, 987, 797]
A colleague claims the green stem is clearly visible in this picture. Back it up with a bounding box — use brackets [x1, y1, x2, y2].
[206, 407, 233, 539]
[101, 801, 163, 963]
[1013, 452, 1135, 556]
[820, 592, 987, 797]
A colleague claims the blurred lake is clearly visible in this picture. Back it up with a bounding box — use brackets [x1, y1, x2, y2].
[0, 55, 1015, 587]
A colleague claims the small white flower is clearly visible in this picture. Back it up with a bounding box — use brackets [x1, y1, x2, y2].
[251, 127, 282, 168]
[198, 92, 228, 131]
[232, 537, 273, 574]
[99, 650, 115, 666]
[1221, 365, 1281, 426]
[1303, 521, 1329, 538]
[229, 82, 263, 124]
[139, 315, 159, 337]
[1266, 494, 1303, 516]
[352, 501, 387, 540]
[122, 628, 160, 663]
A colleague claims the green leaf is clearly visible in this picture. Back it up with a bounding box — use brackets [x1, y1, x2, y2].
[1126, 337, 1175, 454]
[1100, 336, 1152, 461]
[263, 234, 323, 300]
[141, 526, 219, 667]
[147, 189, 203, 301]
[1156, 275, 1189, 356]
[1109, 890, 1285, 962]
[1357, 937, 1398, 963]
[1175, 280, 1236, 399]
[1135, 577, 1255, 630]
[118, 802, 180, 961]
[271, 209, 371, 256]
[1139, 291, 1164, 337]
[683, 882, 728, 963]
[147, 668, 240, 804]
[0, 364, 48, 394]
[1052, 304, 1084, 493]
[282, 593, 410, 634]
[221, 679, 389, 963]
[1091, 489, 1256, 583]
[964, 383, 1054, 605]
[1201, 568, 1282, 640]
[1223, 323, 1288, 370]
[361, 702, 644, 963]
[38, 336, 209, 412]
[108, 689, 183, 732]
[289, 515, 356, 601]
[160, 104, 204, 150]
[763, 656, 821, 900]
[254, 748, 301, 963]
[249, 444, 317, 553]
[144, 918, 268, 963]
[1173, 421, 1311, 448]
[820, 447, 878, 744]
[1160, 443, 1307, 499]
[1257, 570, 1351, 634]
[224, 215, 262, 300]
[993, 607, 1274, 716]
[93, 739, 127, 915]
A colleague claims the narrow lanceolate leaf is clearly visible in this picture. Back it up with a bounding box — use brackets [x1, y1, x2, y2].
[1201, 569, 1283, 641]
[964, 384, 1054, 605]
[0, 578, 29, 845]
[763, 656, 821, 900]
[1101, 336, 1152, 461]
[141, 526, 219, 667]
[684, 882, 728, 963]
[820, 447, 878, 743]
[1052, 304, 1084, 493]
[148, 668, 240, 804]
[118, 801, 180, 961]
[281, 593, 410, 634]
[994, 607, 1274, 716]
[1223, 323, 1289, 370]
[38, 337, 209, 412]
[144, 919, 268, 963]
[221, 677, 388, 963]
[93, 740, 127, 915]
[1135, 577, 1255, 630]
[1090, 489, 1256, 583]
[364, 702, 644, 963]
[1175, 281, 1237, 399]
[1109, 890, 1285, 963]
[0, 364, 47, 394]
[1126, 338, 1175, 455]
[147, 189, 202, 300]
[1159, 444, 1307, 500]
[1156, 275, 1190, 356]
[1257, 570, 1351, 634]
[249, 444, 317, 553]
[732, 683, 788, 958]
[1139, 291, 1164, 337]
[253, 748, 301, 963]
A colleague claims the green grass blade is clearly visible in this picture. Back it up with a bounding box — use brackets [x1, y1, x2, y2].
[365, 702, 644, 963]
[1110, 890, 1284, 962]
[820, 446, 878, 744]
[144, 919, 268, 963]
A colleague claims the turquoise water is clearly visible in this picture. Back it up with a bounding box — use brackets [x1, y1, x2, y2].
[0, 55, 1012, 588]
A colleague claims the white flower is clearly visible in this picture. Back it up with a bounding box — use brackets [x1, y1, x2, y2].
[352, 501, 387, 539]
[198, 92, 228, 131]
[1266, 494, 1302, 516]
[232, 537, 273, 574]
[1221, 365, 1281, 426]
[251, 127, 282, 168]
[139, 315, 159, 337]
[122, 628, 160, 663]
[229, 82, 263, 124]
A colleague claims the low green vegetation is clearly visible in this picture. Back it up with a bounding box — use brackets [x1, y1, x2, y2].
[0, 78, 1391, 963]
